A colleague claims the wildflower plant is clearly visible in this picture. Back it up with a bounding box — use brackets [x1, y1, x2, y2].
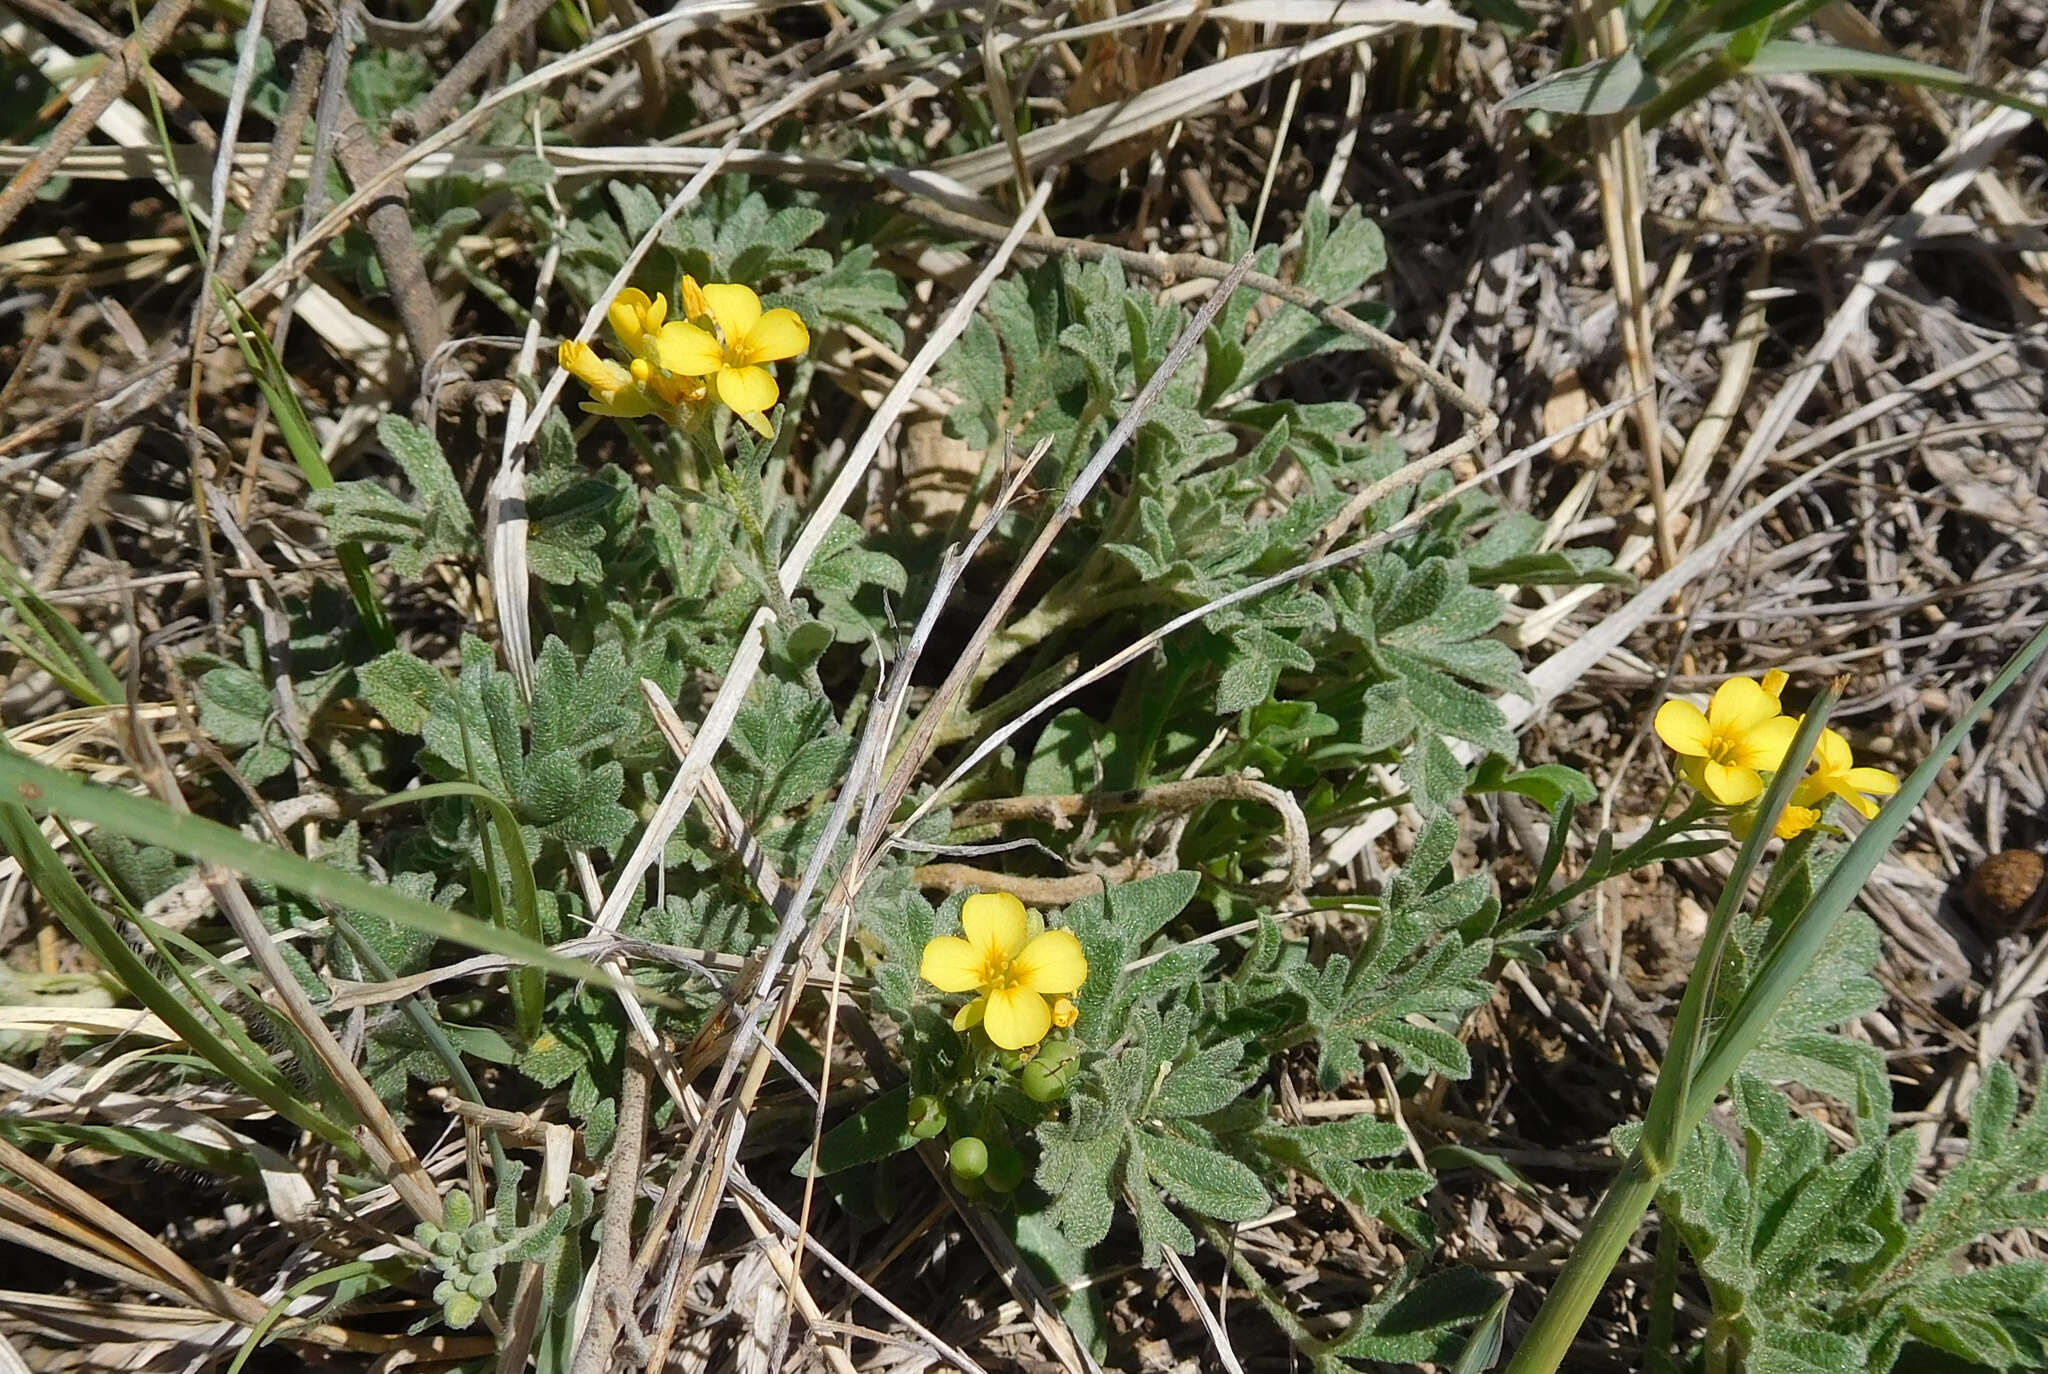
[12, 115, 2048, 1374]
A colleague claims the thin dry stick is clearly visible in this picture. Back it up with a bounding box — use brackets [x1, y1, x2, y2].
[951, 774, 1312, 895]
[1581, 0, 1672, 573]
[0, 0, 195, 240]
[566, 1043, 651, 1374]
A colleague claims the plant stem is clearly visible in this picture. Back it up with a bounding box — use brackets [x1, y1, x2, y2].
[1500, 1153, 1662, 1374]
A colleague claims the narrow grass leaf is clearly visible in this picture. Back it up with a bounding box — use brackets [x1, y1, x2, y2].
[1745, 41, 2048, 124]
[369, 782, 545, 1042]
[0, 749, 598, 985]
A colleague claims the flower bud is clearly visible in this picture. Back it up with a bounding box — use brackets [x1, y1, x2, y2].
[948, 1136, 989, 1180]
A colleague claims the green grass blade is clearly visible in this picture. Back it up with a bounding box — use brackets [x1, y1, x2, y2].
[228, 1258, 409, 1374]
[0, 557, 124, 708]
[0, 749, 599, 986]
[1746, 41, 2048, 125]
[215, 293, 396, 653]
[0, 803, 353, 1149]
[0, 1119, 257, 1179]
[367, 782, 545, 1042]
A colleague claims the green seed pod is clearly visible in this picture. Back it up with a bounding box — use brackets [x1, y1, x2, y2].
[462, 1250, 496, 1276]
[432, 1279, 456, 1305]
[949, 1136, 989, 1180]
[443, 1293, 483, 1329]
[984, 1144, 1027, 1194]
[907, 1094, 948, 1140]
[468, 1271, 499, 1301]
[995, 1047, 1033, 1073]
[442, 1191, 474, 1229]
[461, 1222, 498, 1253]
[1020, 1055, 1074, 1103]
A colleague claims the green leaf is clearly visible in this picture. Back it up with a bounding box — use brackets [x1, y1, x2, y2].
[792, 1083, 918, 1178]
[1499, 51, 1663, 115]
[1140, 1131, 1269, 1223]
[1327, 1266, 1504, 1363]
[1745, 41, 2048, 125]
[360, 650, 443, 735]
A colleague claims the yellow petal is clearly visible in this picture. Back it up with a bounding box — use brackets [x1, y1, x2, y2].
[1774, 805, 1820, 839]
[702, 282, 763, 344]
[742, 307, 810, 364]
[716, 365, 780, 423]
[1835, 785, 1882, 820]
[655, 321, 725, 376]
[1734, 714, 1800, 772]
[1814, 728, 1856, 777]
[952, 995, 987, 1031]
[919, 936, 985, 993]
[558, 340, 630, 395]
[1013, 929, 1087, 995]
[680, 274, 710, 322]
[1844, 766, 1898, 798]
[1707, 677, 1780, 735]
[609, 289, 654, 352]
[960, 891, 1028, 962]
[1761, 669, 1788, 701]
[1655, 700, 1713, 757]
[738, 408, 775, 439]
[983, 987, 1051, 1050]
[1701, 761, 1763, 806]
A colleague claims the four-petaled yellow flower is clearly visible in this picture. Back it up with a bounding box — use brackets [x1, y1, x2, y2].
[656, 282, 810, 438]
[1794, 727, 1900, 820]
[920, 891, 1087, 1050]
[1654, 675, 1800, 805]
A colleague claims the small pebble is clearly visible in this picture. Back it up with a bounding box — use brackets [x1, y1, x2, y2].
[1964, 851, 2047, 935]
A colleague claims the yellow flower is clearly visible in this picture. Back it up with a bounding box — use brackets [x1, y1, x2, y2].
[1051, 997, 1078, 1029]
[607, 288, 667, 357]
[919, 892, 1088, 1051]
[557, 340, 652, 418]
[1654, 675, 1800, 805]
[656, 282, 810, 438]
[1793, 728, 1899, 821]
[1729, 803, 1821, 842]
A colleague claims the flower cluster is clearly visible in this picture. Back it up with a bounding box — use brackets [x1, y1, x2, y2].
[919, 891, 1085, 1050]
[557, 278, 809, 437]
[1655, 671, 1899, 838]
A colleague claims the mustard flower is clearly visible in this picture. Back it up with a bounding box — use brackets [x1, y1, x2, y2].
[557, 340, 653, 418]
[1655, 675, 1800, 806]
[1729, 803, 1821, 843]
[655, 282, 810, 438]
[559, 287, 714, 418]
[919, 892, 1087, 1050]
[1794, 728, 1900, 820]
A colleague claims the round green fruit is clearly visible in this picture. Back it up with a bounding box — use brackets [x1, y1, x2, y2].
[948, 1136, 989, 1180]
